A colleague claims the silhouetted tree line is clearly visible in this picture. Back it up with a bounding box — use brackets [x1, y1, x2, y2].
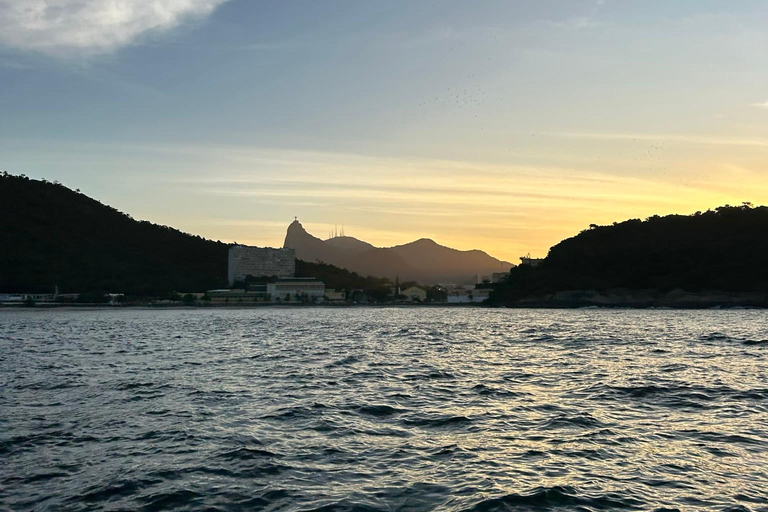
[295, 259, 393, 297]
[0, 173, 229, 295]
[489, 203, 768, 304]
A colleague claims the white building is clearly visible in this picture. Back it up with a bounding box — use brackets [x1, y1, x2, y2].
[519, 255, 544, 267]
[228, 246, 295, 285]
[267, 278, 325, 302]
[447, 287, 492, 303]
[325, 289, 346, 301]
[402, 286, 427, 301]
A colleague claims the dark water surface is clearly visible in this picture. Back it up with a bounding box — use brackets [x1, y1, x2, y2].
[2, 308, 767, 511]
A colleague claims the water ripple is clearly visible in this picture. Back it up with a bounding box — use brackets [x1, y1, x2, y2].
[2, 307, 768, 511]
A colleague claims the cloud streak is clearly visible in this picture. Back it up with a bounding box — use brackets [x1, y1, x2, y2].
[0, 0, 230, 57]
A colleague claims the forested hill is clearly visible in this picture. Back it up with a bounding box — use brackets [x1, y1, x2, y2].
[295, 260, 392, 293]
[0, 173, 229, 295]
[490, 204, 768, 305]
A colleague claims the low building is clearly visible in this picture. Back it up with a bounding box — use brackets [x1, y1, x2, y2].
[325, 289, 346, 302]
[228, 245, 296, 285]
[206, 289, 268, 303]
[106, 293, 124, 304]
[472, 288, 492, 302]
[520, 255, 544, 267]
[267, 278, 325, 302]
[0, 292, 80, 305]
[447, 287, 492, 303]
[447, 289, 471, 303]
[402, 286, 427, 301]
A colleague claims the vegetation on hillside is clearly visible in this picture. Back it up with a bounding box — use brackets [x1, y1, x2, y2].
[0, 173, 410, 298]
[489, 203, 767, 304]
[0, 173, 229, 295]
[295, 260, 393, 294]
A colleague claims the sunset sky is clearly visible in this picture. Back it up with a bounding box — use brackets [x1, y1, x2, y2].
[2, 0, 768, 262]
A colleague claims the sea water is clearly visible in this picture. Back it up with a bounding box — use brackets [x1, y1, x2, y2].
[1, 308, 767, 511]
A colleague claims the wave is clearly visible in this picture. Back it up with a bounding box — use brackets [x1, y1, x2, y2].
[402, 415, 474, 428]
[586, 381, 768, 407]
[541, 412, 605, 429]
[139, 489, 203, 511]
[302, 502, 384, 512]
[71, 478, 162, 504]
[353, 404, 407, 417]
[472, 384, 527, 397]
[701, 332, 768, 346]
[462, 485, 642, 511]
[217, 446, 281, 460]
[327, 355, 362, 367]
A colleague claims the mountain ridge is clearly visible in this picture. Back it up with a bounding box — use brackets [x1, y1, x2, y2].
[284, 219, 514, 284]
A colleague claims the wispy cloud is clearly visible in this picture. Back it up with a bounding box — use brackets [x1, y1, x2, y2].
[0, 0, 231, 57]
[4, 139, 762, 259]
[543, 131, 768, 148]
[752, 100, 768, 109]
[549, 16, 603, 30]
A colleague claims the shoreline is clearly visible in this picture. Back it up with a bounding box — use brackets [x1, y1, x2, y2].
[0, 302, 484, 311]
[494, 289, 768, 310]
[2, 302, 767, 311]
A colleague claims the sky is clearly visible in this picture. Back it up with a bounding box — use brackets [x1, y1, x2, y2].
[2, 0, 768, 262]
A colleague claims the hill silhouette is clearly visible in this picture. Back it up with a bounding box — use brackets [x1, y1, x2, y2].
[489, 204, 768, 306]
[284, 219, 513, 284]
[295, 260, 393, 299]
[0, 173, 228, 295]
[0, 173, 415, 297]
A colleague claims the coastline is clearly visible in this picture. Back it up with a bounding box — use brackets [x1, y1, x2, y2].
[496, 289, 768, 309]
[0, 302, 484, 311]
[3, 298, 768, 311]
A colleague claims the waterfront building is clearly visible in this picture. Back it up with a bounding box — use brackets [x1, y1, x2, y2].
[325, 289, 346, 302]
[519, 254, 544, 267]
[447, 289, 471, 303]
[472, 288, 492, 302]
[206, 289, 268, 303]
[0, 292, 80, 305]
[266, 278, 325, 302]
[446, 287, 491, 303]
[402, 286, 427, 301]
[228, 246, 296, 285]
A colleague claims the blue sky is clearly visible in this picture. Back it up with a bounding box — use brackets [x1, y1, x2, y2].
[2, 0, 768, 260]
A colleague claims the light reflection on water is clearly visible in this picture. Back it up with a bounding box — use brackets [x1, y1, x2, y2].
[1, 307, 767, 511]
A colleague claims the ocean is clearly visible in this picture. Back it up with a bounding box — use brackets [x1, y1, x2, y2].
[1, 308, 767, 511]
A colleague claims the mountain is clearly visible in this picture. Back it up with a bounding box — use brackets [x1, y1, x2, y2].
[489, 204, 768, 306]
[284, 219, 513, 284]
[323, 236, 375, 253]
[0, 173, 228, 295]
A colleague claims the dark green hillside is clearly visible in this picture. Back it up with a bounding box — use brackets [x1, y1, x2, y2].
[295, 259, 392, 293]
[0, 173, 228, 295]
[490, 204, 768, 304]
